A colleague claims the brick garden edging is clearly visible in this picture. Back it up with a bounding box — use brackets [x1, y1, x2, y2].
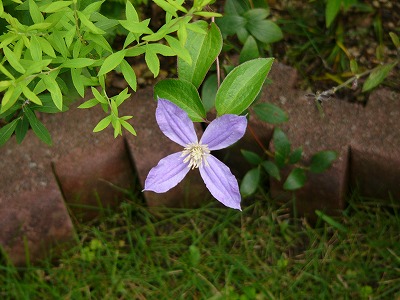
[1, 62, 399, 265]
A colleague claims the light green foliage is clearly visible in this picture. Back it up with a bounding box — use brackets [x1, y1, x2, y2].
[216, 0, 283, 63]
[0, 0, 215, 145]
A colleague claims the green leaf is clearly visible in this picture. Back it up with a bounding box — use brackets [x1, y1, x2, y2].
[120, 119, 137, 136]
[152, 0, 178, 17]
[43, 75, 63, 110]
[241, 149, 263, 165]
[165, 35, 192, 64]
[24, 107, 52, 145]
[93, 115, 112, 132]
[120, 60, 137, 91]
[71, 68, 85, 97]
[145, 48, 160, 77]
[29, 35, 42, 61]
[36, 36, 56, 58]
[326, 0, 342, 27]
[350, 59, 358, 74]
[85, 32, 112, 53]
[225, 0, 250, 15]
[253, 102, 288, 124]
[362, 62, 397, 92]
[29, 0, 44, 23]
[309, 150, 337, 173]
[283, 168, 306, 191]
[91, 87, 108, 104]
[3, 46, 26, 73]
[119, 19, 152, 34]
[125, 0, 139, 22]
[189, 245, 200, 267]
[0, 119, 18, 146]
[242, 8, 270, 21]
[289, 147, 303, 164]
[389, 32, 400, 48]
[61, 58, 95, 68]
[154, 79, 206, 122]
[22, 86, 42, 105]
[246, 20, 283, 44]
[15, 115, 29, 144]
[98, 50, 126, 76]
[215, 58, 274, 116]
[201, 74, 218, 112]
[78, 98, 98, 109]
[0, 86, 20, 113]
[261, 161, 280, 181]
[41, 1, 72, 13]
[215, 15, 247, 37]
[240, 167, 260, 197]
[315, 210, 348, 233]
[77, 11, 105, 35]
[239, 36, 260, 63]
[178, 21, 222, 89]
[273, 128, 291, 168]
[114, 88, 130, 107]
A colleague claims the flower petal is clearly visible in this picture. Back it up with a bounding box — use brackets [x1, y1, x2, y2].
[200, 114, 247, 150]
[144, 152, 190, 193]
[156, 98, 197, 146]
[199, 155, 241, 210]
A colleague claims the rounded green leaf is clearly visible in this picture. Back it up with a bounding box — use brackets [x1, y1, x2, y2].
[246, 20, 283, 44]
[241, 149, 263, 165]
[261, 161, 280, 181]
[289, 147, 303, 164]
[273, 127, 291, 168]
[283, 168, 306, 191]
[239, 36, 260, 63]
[201, 74, 218, 112]
[154, 79, 206, 122]
[362, 62, 397, 92]
[240, 167, 260, 197]
[309, 150, 337, 173]
[98, 50, 126, 76]
[215, 58, 274, 116]
[178, 21, 222, 89]
[253, 102, 288, 124]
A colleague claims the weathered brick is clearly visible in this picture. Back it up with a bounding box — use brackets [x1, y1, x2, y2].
[0, 131, 74, 266]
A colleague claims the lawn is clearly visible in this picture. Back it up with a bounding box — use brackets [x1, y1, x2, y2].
[1, 192, 399, 299]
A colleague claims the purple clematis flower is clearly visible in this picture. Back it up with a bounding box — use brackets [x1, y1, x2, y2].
[143, 98, 248, 210]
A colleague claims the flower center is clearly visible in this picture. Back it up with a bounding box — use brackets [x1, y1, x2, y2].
[181, 142, 210, 169]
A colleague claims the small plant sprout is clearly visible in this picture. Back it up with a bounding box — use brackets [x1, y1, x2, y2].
[144, 99, 247, 210]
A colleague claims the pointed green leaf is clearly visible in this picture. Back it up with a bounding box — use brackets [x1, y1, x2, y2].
[326, 0, 342, 27]
[98, 50, 126, 76]
[29, 36, 42, 61]
[154, 79, 206, 122]
[0, 119, 18, 146]
[246, 20, 283, 44]
[121, 119, 137, 136]
[77, 11, 105, 35]
[289, 147, 303, 164]
[60, 58, 95, 68]
[22, 86, 42, 105]
[3, 46, 26, 73]
[283, 168, 306, 191]
[43, 75, 63, 110]
[15, 115, 29, 144]
[145, 48, 160, 77]
[24, 107, 52, 145]
[41, 1, 72, 13]
[178, 21, 222, 89]
[309, 150, 337, 173]
[71, 68, 85, 97]
[36, 36, 56, 58]
[29, 0, 44, 23]
[78, 98, 98, 109]
[91, 87, 107, 104]
[362, 62, 397, 92]
[93, 115, 112, 132]
[253, 102, 288, 124]
[120, 59, 137, 91]
[215, 58, 274, 116]
[165, 35, 192, 64]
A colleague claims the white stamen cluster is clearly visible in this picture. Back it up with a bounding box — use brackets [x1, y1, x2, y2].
[181, 142, 210, 169]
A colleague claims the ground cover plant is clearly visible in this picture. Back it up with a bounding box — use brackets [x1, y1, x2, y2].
[1, 192, 400, 299]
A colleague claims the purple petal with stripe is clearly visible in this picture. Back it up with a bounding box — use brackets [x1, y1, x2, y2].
[156, 98, 197, 147]
[143, 152, 190, 193]
[199, 155, 241, 210]
[200, 114, 247, 150]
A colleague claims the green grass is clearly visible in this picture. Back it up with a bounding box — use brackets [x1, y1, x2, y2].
[1, 192, 400, 299]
